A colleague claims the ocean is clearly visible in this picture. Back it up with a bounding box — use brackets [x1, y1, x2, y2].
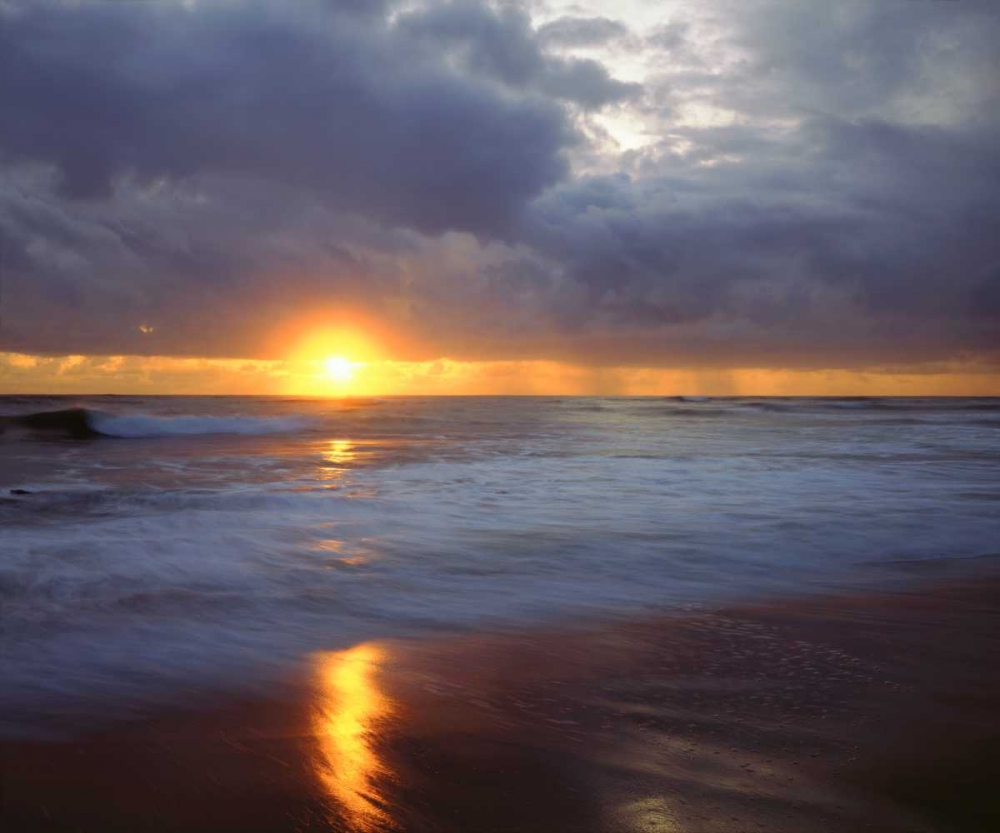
[2, 395, 998, 737]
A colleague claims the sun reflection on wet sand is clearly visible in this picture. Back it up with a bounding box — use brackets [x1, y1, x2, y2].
[312, 644, 394, 831]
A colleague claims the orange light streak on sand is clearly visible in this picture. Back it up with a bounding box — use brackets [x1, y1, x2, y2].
[312, 644, 394, 831]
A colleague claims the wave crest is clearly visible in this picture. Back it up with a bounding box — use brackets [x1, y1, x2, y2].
[6, 408, 310, 439]
[89, 412, 310, 438]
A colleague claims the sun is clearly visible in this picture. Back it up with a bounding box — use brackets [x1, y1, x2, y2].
[324, 356, 356, 383]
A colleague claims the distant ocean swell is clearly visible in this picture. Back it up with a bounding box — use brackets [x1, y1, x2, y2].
[3, 398, 999, 442]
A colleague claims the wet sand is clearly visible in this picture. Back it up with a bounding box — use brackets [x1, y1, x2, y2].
[4, 573, 999, 832]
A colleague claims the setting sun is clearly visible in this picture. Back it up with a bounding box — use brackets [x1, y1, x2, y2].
[324, 356, 357, 383]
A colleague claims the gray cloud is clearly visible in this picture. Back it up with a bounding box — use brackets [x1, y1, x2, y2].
[0, 0, 998, 372]
[397, 2, 641, 110]
[645, 22, 689, 53]
[537, 15, 628, 48]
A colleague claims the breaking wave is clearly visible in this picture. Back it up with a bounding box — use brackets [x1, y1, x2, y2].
[6, 408, 311, 439]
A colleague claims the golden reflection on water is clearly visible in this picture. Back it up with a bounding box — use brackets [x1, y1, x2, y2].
[318, 439, 357, 483]
[313, 644, 394, 831]
[324, 439, 356, 466]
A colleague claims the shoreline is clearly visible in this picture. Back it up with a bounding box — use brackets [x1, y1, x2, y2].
[4, 572, 999, 832]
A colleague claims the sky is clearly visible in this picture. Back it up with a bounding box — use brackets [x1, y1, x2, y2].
[0, 0, 998, 395]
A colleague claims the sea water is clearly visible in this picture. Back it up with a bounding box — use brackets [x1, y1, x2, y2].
[2, 395, 998, 735]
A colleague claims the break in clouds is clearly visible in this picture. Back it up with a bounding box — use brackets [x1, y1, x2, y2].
[0, 0, 998, 369]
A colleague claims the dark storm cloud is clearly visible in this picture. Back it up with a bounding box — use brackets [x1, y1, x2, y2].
[0, 168, 424, 357]
[508, 111, 1000, 367]
[0, 0, 998, 371]
[0, 0, 572, 235]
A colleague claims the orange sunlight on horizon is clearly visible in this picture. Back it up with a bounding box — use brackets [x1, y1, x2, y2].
[3, 316, 997, 397]
[1, 348, 999, 397]
[280, 324, 379, 394]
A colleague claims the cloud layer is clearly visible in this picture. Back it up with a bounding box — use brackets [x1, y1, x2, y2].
[1, 0, 997, 370]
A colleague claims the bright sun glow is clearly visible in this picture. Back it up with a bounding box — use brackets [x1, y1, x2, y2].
[324, 356, 356, 383]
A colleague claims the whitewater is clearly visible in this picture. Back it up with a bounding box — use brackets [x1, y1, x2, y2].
[2, 395, 998, 736]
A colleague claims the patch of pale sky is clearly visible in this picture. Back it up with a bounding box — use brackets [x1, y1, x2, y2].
[536, 0, 763, 156]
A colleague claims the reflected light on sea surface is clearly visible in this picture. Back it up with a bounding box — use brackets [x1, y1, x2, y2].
[318, 439, 357, 483]
[313, 644, 394, 831]
[324, 440, 356, 466]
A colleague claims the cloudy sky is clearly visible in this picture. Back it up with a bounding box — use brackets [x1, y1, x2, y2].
[1, 0, 998, 394]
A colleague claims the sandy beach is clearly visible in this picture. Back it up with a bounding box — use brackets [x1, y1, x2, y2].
[4, 570, 998, 833]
